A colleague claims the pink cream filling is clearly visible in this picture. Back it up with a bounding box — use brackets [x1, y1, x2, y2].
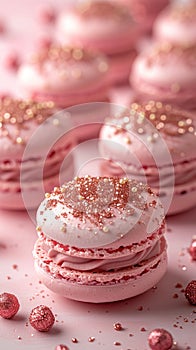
[0, 143, 73, 182]
[46, 239, 160, 272]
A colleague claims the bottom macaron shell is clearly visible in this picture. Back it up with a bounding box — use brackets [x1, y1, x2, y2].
[34, 247, 167, 303]
[161, 177, 196, 216]
[0, 161, 74, 210]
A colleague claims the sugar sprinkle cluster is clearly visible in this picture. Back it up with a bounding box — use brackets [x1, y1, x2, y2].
[0, 97, 55, 144]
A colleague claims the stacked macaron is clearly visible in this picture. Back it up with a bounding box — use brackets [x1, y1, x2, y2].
[0, 97, 75, 210]
[56, 0, 139, 85]
[99, 101, 196, 215]
[130, 42, 196, 111]
[154, 1, 196, 46]
[18, 45, 110, 108]
[114, 0, 169, 34]
[33, 176, 167, 303]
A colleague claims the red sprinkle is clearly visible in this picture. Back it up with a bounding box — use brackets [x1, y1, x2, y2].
[185, 280, 196, 305]
[148, 328, 173, 350]
[188, 237, 196, 260]
[71, 338, 78, 343]
[29, 305, 55, 332]
[113, 322, 123, 331]
[55, 345, 69, 350]
[0, 292, 20, 319]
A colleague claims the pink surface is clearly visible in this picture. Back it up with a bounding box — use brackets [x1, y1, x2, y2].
[0, 0, 196, 348]
[0, 181, 195, 348]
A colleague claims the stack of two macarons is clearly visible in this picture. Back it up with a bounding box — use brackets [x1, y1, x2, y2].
[99, 101, 196, 215]
[130, 1, 196, 111]
[56, 0, 140, 85]
[0, 97, 75, 210]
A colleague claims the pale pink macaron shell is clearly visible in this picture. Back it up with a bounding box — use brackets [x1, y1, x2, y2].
[99, 102, 196, 215]
[114, 0, 169, 33]
[56, 0, 139, 84]
[57, 1, 139, 54]
[18, 46, 110, 105]
[36, 177, 165, 250]
[0, 98, 76, 210]
[130, 42, 196, 110]
[154, 1, 196, 46]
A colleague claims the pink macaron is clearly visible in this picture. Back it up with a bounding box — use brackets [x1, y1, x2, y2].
[130, 42, 196, 111]
[0, 97, 75, 210]
[154, 1, 196, 46]
[18, 45, 110, 140]
[56, 0, 139, 85]
[99, 101, 196, 215]
[33, 176, 167, 303]
[114, 0, 169, 34]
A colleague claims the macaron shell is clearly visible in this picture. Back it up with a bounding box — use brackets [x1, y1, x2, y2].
[154, 2, 196, 46]
[36, 178, 165, 249]
[131, 44, 196, 110]
[57, 2, 139, 55]
[0, 158, 74, 210]
[34, 240, 167, 303]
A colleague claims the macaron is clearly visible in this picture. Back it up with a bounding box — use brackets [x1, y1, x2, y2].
[56, 0, 139, 85]
[33, 176, 167, 303]
[99, 101, 196, 215]
[18, 45, 110, 140]
[130, 42, 196, 111]
[154, 1, 196, 46]
[114, 0, 169, 34]
[0, 97, 75, 210]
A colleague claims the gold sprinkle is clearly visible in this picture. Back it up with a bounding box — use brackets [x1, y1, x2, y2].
[36, 226, 42, 232]
[125, 137, 131, 144]
[16, 137, 24, 144]
[149, 113, 156, 120]
[102, 226, 109, 233]
[160, 114, 167, 121]
[72, 48, 84, 60]
[52, 118, 59, 126]
[131, 187, 137, 193]
[45, 193, 51, 198]
[178, 128, 185, 134]
[178, 120, 185, 127]
[138, 128, 144, 134]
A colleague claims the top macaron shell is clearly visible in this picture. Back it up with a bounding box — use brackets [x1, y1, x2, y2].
[18, 46, 109, 96]
[154, 1, 196, 46]
[36, 177, 165, 250]
[131, 42, 196, 110]
[100, 102, 196, 168]
[57, 1, 139, 55]
[0, 98, 73, 162]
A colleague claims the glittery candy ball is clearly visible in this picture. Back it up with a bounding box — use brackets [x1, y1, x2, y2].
[185, 280, 196, 305]
[148, 328, 173, 350]
[29, 305, 55, 332]
[0, 292, 20, 319]
[55, 345, 69, 350]
[188, 237, 196, 260]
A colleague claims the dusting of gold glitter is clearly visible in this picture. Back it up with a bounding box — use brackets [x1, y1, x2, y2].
[45, 177, 154, 229]
[108, 101, 196, 139]
[170, 1, 196, 21]
[147, 42, 196, 67]
[77, 0, 128, 20]
[0, 97, 56, 145]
